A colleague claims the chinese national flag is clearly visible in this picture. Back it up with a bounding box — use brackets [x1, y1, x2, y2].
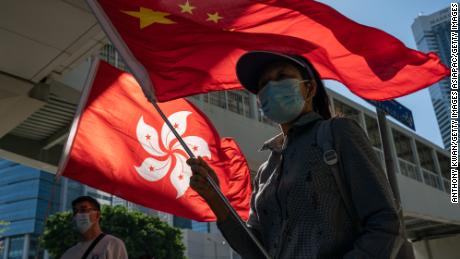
[87, 0, 449, 101]
[59, 61, 252, 221]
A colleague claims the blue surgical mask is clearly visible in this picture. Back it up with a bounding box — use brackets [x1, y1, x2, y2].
[257, 78, 307, 124]
[74, 213, 94, 234]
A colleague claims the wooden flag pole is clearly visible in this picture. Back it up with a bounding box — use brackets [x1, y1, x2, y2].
[149, 100, 272, 259]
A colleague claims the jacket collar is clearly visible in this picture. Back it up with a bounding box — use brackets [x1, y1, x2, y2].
[259, 112, 323, 152]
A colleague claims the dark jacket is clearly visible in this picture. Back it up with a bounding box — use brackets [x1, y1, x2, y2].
[217, 112, 401, 259]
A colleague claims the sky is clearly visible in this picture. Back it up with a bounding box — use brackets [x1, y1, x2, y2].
[317, 0, 452, 147]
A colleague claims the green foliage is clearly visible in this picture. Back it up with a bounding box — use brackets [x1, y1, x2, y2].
[41, 211, 79, 257]
[41, 205, 186, 259]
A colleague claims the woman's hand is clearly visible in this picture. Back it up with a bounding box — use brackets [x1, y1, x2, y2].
[187, 156, 220, 202]
[187, 157, 232, 222]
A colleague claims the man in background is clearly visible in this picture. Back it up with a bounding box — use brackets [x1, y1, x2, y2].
[61, 196, 128, 259]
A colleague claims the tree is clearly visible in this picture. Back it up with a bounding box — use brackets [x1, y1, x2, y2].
[41, 205, 186, 259]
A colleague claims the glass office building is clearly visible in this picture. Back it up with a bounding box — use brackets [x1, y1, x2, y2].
[0, 160, 140, 259]
[412, 7, 452, 149]
[0, 160, 60, 259]
[172, 216, 211, 233]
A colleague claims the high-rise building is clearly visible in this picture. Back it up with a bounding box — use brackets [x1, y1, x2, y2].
[0, 160, 60, 259]
[0, 160, 158, 259]
[172, 216, 211, 233]
[412, 7, 452, 149]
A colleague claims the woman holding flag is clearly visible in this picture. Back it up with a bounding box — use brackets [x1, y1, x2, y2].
[187, 51, 403, 259]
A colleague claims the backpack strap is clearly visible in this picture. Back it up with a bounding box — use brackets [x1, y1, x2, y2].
[316, 119, 360, 229]
[82, 233, 106, 259]
[317, 119, 409, 258]
[316, 119, 338, 166]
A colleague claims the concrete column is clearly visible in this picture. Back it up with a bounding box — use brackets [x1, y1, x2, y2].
[329, 95, 336, 116]
[431, 149, 443, 175]
[358, 111, 366, 132]
[377, 110, 402, 202]
[114, 50, 119, 68]
[410, 138, 424, 183]
[431, 149, 446, 191]
[386, 125, 402, 174]
[22, 234, 29, 259]
[44, 250, 50, 259]
[359, 112, 368, 135]
[249, 95, 259, 120]
[224, 91, 229, 110]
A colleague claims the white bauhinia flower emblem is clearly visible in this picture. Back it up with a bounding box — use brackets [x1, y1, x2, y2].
[134, 112, 211, 198]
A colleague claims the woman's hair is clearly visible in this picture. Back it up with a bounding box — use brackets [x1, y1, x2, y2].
[292, 56, 332, 119]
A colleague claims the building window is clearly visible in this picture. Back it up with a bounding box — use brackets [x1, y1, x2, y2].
[0, 238, 4, 258]
[8, 235, 25, 259]
[189, 95, 201, 101]
[333, 99, 363, 127]
[195, 89, 263, 122]
[364, 115, 385, 167]
[416, 142, 442, 190]
[100, 44, 116, 65]
[191, 221, 210, 233]
[437, 152, 450, 178]
[415, 142, 436, 172]
[28, 236, 39, 259]
[87, 190, 112, 203]
[208, 92, 227, 109]
[392, 130, 421, 182]
[365, 115, 382, 149]
[201, 93, 209, 103]
[392, 130, 415, 163]
[437, 152, 450, 192]
[227, 91, 249, 116]
[202, 90, 253, 119]
[100, 45, 129, 72]
[173, 216, 192, 229]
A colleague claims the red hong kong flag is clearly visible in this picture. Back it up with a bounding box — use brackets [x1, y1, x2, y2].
[58, 60, 252, 221]
[87, 0, 449, 101]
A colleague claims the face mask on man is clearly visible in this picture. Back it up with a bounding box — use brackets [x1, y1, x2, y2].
[257, 78, 309, 124]
[74, 213, 94, 234]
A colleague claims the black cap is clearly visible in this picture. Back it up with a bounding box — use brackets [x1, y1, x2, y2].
[236, 51, 314, 94]
[72, 195, 101, 211]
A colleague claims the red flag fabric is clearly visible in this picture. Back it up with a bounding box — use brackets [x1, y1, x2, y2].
[87, 0, 449, 101]
[59, 60, 252, 221]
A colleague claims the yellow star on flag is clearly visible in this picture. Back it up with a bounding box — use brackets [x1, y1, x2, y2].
[179, 1, 196, 14]
[123, 7, 175, 29]
[207, 12, 223, 23]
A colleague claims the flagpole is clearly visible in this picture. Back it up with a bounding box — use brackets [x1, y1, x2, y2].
[149, 100, 272, 259]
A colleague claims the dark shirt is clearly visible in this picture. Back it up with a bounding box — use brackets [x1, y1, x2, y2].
[217, 112, 401, 259]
